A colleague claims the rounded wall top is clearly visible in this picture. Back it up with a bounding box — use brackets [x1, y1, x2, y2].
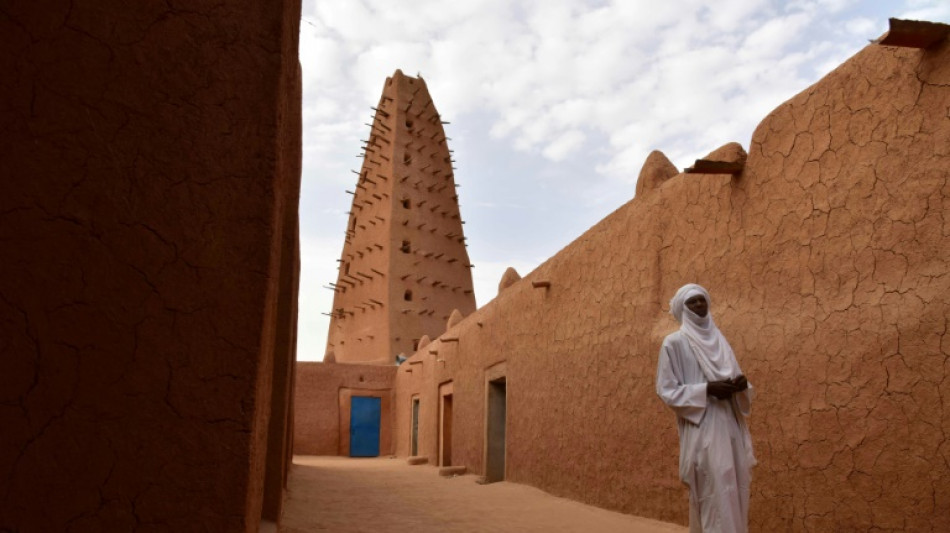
[703, 142, 747, 164]
[498, 267, 522, 294]
[446, 309, 464, 330]
[634, 150, 678, 197]
[417, 335, 431, 351]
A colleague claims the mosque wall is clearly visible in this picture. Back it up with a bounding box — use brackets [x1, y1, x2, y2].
[294, 362, 397, 456]
[0, 1, 302, 530]
[392, 39, 950, 531]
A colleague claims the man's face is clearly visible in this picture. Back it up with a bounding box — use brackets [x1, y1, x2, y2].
[685, 295, 708, 317]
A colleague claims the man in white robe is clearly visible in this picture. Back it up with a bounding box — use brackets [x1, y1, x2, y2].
[656, 284, 756, 533]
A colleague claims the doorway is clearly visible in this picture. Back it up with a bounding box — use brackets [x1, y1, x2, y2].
[410, 396, 420, 457]
[349, 396, 381, 457]
[439, 382, 454, 466]
[485, 377, 506, 482]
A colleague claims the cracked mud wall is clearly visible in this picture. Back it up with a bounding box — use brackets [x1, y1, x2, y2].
[0, 1, 302, 531]
[393, 40, 950, 531]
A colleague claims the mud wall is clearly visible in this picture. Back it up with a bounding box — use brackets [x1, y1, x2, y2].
[326, 71, 475, 365]
[294, 362, 397, 456]
[394, 41, 950, 531]
[0, 1, 302, 531]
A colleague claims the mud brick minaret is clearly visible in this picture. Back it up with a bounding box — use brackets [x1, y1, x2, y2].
[326, 70, 476, 364]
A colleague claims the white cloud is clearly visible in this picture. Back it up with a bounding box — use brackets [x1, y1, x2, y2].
[740, 12, 813, 60]
[296, 0, 935, 360]
[542, 130, 586, 161]
[899, 0, 950, 22]
[815, 0, 856, 14]
[844, 16, 878, 36]
[703, 0, 772, 32]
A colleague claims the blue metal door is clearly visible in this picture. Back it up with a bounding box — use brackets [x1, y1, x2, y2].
[349, 396, 381, 457]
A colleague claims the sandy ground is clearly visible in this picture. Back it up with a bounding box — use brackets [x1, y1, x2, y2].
[280, 456, 687, 533]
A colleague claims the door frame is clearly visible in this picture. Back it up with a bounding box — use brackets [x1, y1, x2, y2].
[483, 362, 507, 482]
[338, 388, 392, 456]
[438, 381, 454, 466]
[409, 394, 421, 457]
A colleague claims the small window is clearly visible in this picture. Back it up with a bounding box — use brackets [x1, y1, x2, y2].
[401, 240, 411, 253]
[403, 153, 412, 164]
[344, 262, 350, 275]
[406, 119, 413, 129]
[402, 199, 411, 209]
[404, 289, 413, 301]
[412, 339, 419, 351]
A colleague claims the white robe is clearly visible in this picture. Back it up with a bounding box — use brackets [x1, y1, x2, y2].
[657, 331, 755, 533]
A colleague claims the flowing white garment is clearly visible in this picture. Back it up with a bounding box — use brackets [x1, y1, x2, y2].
[658, 285, 756, 533]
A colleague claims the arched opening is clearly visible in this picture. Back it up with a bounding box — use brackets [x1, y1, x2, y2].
[404, 289, 413, 301]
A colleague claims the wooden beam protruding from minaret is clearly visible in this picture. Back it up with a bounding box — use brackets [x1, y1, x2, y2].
[874, 18, 949, 49]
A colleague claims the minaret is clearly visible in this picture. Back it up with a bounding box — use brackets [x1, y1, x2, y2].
[325, 70, 476, 364]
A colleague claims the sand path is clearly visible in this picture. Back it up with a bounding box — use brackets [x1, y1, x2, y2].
[280, 456, 687, 532]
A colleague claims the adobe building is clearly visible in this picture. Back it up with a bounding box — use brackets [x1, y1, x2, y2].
[294, 71, 478, 458]
[295, 19, 950, 531]
[2, 1, 302, 531]
[325, 70, 476, 366]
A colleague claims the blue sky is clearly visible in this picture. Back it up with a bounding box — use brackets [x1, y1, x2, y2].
[297, 0, 950, 361]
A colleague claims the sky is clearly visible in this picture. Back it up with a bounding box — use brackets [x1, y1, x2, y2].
[296, 0, 950, 362]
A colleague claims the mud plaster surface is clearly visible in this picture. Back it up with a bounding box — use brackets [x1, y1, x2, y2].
[390, 41, 950, 531]
[1, 1, 302, 530]
[293, 362, 396, 456]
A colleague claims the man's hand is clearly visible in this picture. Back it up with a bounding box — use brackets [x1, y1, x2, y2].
[707, 380, 737, 400]
[730, 374, 748, 392]
[707, 375, 749, 399]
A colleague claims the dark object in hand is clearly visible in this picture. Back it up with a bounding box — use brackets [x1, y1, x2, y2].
[707, 375, 748, 399]
[730, 374, 748, 392]
[707, 380, 735, 399]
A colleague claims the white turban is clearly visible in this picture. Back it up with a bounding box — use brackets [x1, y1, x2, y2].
[669, 283, 741, 382]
